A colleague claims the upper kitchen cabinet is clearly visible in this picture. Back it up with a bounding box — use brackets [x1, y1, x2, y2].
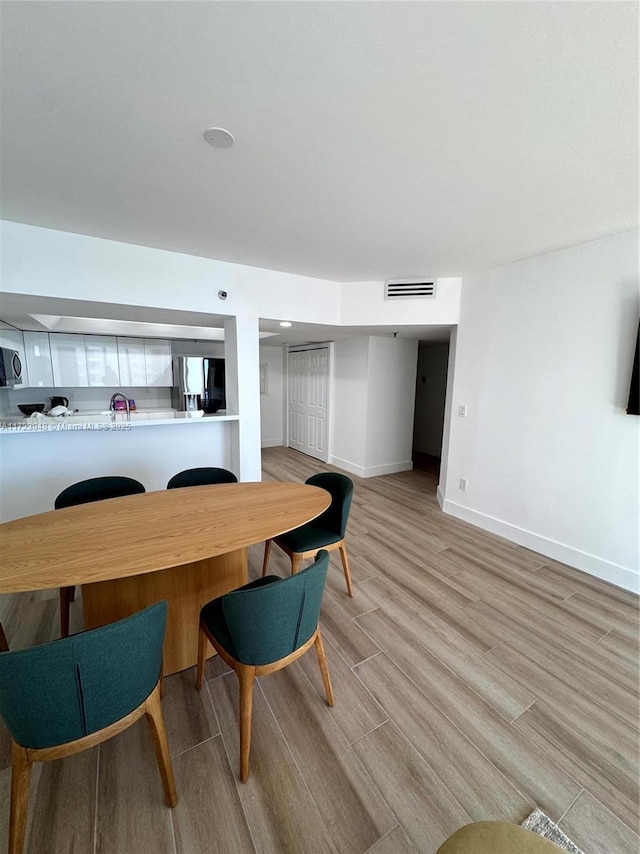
[50, 334, 89, 387]
[117, 337, 147, 386]
[85, 336, 120, 387]
[144, 339, 172, 386]
[23, 332, 53, 387]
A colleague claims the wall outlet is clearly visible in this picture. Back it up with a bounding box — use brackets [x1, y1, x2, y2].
[459, 477, 469, 491]
[458, 404, 467, 417]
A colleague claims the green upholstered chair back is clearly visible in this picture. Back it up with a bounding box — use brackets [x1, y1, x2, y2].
[167, 467, 238, 489]
[221, 551, 329, 666]
[0, 602, 167, 750]
[305, 473, 353, 538]
[54, 476, 145, 509]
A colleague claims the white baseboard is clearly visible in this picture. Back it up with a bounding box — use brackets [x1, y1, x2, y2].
[329, 456, 414, 479]
[441, 498, 639, 593]
[436, 485, 445, 510]
[261, 439, 284, 448]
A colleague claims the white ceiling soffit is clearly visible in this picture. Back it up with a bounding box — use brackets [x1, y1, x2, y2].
[258, 320, 452, 347]
[1, 3, 637, 282]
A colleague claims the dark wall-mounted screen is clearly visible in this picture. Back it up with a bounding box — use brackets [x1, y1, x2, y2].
[627, 322, 639, 415]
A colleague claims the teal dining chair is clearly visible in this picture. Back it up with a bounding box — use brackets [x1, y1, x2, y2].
[196, 550, 334, 782]
[166, 466, 238, 489]
[262, 472, 354, 596]
[0, 601, 177, 854]
[54, 476, 146, 637]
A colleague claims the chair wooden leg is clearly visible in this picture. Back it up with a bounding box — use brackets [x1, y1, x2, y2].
[144, 684, 178, 808]
[290, 552, 303, 575]
[237, 664, 256, 783]
[196, 624, 208, 691]
[59, 586, 73, 638]
[261, 539, 272, 577]
[314, 631, 335, 707]
[0, 619, 9, 652]
[338, 543, 354, 597]
[9, 741, 33, 854]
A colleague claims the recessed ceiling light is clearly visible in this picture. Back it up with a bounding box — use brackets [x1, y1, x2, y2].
[279, 321, 293, 327]
[203, 127, 234, 149]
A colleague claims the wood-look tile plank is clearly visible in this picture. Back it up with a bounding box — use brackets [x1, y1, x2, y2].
[452, 567, 609, 643]
[535, 559, 640, 608]
[355, 653, 533, 821]
[353, 720, 471, 853]
[208, 673, 337, 854]
[366, 572, 501, 652]
[96, 721, 175, 854]
[487, 642, 640, 758]
[360, 580, 534, 721]
[599, 628, 640, 667]
[559, 789, 640, 854]
[465, 598, 639, 696]
[442, 547, 577, 604]
[161, 667, 220, 757]
[259, 663, 396, 853]
[562, 591, 640, 639]
[365, 825, 419, 854]
[513, 702, 639, 831]
[318, 592, 381, 667]
[298, 631, 387, 744]
[171, 736, 255, 854]
[25, 750, 98, 854]
[354, 608, 582, 821]
[323, 575, 380, 619]
[362, 537, 479, 608]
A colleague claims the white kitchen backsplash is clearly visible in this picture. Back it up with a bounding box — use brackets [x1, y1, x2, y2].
[7, 386, 173, 415]
[0, 390, 12, 417]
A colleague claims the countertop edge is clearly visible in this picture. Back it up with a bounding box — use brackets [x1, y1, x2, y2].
[0, 413, 239, 433]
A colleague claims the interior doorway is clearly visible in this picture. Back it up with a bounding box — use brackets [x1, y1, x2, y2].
[287, 344, 330, 462]
[412, 338, 450, 474]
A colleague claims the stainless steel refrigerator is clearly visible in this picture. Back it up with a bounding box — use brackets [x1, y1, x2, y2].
[171, 357, 226, 412]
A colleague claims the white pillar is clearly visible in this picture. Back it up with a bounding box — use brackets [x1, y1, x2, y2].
[224, 315, 262, 481]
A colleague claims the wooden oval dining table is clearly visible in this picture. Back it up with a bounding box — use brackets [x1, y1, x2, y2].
[0, 482, 330, 674]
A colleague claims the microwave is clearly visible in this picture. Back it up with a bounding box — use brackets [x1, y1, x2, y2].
[0, 348, 23, 387]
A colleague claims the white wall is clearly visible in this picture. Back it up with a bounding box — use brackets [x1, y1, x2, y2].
[331, 337, 370, 473]
[413, 342, 449, 457]
[331, 335, 417, 477]
[443, 230, 640, 591]
[0, 222, 342, 324]
[365, 336, 418, 474]
[259, 345, 284, 447]
[340, 277, 461, 326]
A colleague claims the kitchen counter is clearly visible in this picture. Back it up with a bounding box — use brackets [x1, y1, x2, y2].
[0, 410, 239, 432]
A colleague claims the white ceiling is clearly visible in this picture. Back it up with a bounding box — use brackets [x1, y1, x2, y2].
[1, 2, 637, 283]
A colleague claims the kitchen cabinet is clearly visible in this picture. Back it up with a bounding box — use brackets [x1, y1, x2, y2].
[117, 337, 147, 386]
[23, 332, 53, 387]
[144, 339, 172, 387]
[85, 335, 120, 387]
[50, 334, 89, 387]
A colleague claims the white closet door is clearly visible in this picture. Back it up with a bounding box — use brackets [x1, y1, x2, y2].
[287, 346, 329, 462]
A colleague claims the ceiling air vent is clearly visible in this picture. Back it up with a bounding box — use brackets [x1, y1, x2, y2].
[384, 279, 437, 300]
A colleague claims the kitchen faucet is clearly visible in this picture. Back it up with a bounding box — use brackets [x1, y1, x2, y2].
[109, 392, 130, 419]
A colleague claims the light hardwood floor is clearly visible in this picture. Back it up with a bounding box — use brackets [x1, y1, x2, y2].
[0, 446, 638, 853]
